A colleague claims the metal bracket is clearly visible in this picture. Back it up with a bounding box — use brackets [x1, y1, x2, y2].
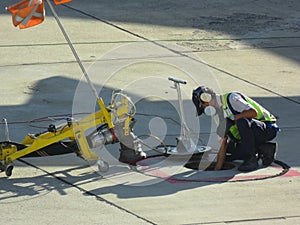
[2, 118, 10, 142]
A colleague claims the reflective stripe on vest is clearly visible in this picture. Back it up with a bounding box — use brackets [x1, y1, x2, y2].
[221, 92, 276, 122]
[221, 92, 276, 141]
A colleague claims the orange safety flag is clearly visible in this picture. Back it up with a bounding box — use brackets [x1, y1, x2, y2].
[53, 0, 72, 5]
[6, 0, 45, 29]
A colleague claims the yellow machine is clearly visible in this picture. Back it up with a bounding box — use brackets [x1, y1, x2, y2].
[1, 0, 144, 177]
[1, 2, 212, 177]
[0, 92, 135, 177]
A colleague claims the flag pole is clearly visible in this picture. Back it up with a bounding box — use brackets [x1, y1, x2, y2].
[45, 0, 99, 100]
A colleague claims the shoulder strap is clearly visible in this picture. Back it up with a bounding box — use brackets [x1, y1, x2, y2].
[226, 92, 247, 115]
[226, 93, 237, 115]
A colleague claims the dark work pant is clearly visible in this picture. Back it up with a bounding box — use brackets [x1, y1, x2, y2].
[229, 118, 277, 160]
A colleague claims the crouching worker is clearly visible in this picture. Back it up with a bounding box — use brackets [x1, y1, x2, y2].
[192, 86, 280, 172]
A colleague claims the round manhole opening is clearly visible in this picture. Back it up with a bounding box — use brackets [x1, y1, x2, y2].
[185, 161, 236, 171]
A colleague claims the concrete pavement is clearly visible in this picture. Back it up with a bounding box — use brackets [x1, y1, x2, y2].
[1, 0, 300, 224]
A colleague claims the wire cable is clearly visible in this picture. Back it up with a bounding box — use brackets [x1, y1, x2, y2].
[45, 0, 99, 100]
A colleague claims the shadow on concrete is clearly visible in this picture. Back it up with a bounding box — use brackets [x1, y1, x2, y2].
[0, 0, 299, 64]
[0, 165, 100, 203]
[0, 163, 234, 202]
[0, 160, 291, 201]
[1, 76, 298, 163]
[53, 0, 300, 65]
[0, 76, 299, 201]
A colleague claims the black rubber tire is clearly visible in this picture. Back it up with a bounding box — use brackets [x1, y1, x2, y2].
[5, 164, 13, 177]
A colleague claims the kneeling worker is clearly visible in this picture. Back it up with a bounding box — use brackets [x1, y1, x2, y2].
[192, 86, 280, 172]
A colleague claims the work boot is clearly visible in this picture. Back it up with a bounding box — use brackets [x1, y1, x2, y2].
[118, 143, 146, 164]
[238, 156, 259, 172]
[258, 142, 277, 167]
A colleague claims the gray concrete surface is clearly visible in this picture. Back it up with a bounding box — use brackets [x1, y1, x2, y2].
[1, 0, 300, 224]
